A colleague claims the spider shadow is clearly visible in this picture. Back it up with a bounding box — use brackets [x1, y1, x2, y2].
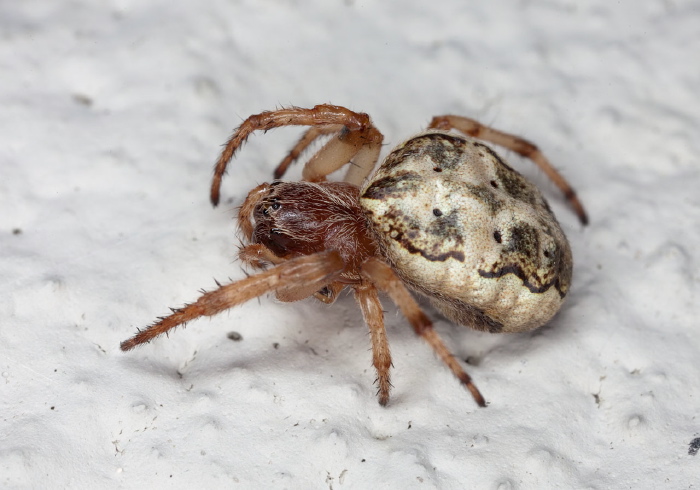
[415, 294, 575, 369]
[120, 293, 377, 394]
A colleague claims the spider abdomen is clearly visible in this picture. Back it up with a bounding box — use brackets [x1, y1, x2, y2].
[361, 131, 572, 333]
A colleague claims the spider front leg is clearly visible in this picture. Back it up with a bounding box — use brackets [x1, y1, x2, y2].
[429, 115, 588, 225]
[120, 250, 344, 351]
[238, 243, 283, 270]
[237, 182, 270, 241]
[354, 282, 392, 406]
[211, 105, 383, 205]
[301, 123, 382, 186]
[361, 257, 486, 407]
[272, 125, 343, 179]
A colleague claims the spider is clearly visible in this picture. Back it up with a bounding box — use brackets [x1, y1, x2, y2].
[121, 104, 587, 407]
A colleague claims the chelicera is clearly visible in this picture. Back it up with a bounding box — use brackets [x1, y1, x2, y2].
[121, 104, 587, 407]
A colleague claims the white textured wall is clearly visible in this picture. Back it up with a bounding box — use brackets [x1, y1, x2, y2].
[2, 1, 699, 488]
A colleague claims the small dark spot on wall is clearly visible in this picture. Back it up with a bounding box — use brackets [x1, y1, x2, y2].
[72, 93, 93, 106]
[689, 437, 700, 456]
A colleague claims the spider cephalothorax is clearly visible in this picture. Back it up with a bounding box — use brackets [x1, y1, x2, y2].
[121, 104, 587, 407]
[248, 181, 376, 279]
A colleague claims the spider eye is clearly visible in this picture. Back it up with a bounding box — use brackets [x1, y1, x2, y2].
[260, 199, 281, 217]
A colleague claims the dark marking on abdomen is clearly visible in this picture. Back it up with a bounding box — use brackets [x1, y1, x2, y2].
[361, 172, 423, 200]
[478, 266, 566, 298]
[394, 230, 466, 262]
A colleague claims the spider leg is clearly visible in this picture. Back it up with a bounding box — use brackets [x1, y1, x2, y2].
[300, 126, 380, 184]
[238, 245, 345, 304]
[361, 257, 487, 407]
[354, 282, 392, 406]
[428, 115, 588, 225]
[211, 104, 383, 205]
[273, 125, 343, 179]
[120, 250, 344, 351]
[281, 122, 380, 186]
[313, 281, 344, 304]
[340, 131, 383, 187]
[237, 243, 288, 273]
[237, 183, 270, 240]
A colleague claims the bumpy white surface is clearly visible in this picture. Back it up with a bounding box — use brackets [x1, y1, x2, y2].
[2, 1, 699, 488]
